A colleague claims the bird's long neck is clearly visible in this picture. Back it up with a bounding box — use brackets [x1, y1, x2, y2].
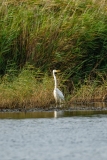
[53, 72, 57, 89]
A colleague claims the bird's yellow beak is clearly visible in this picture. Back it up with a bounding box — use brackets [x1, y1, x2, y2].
[56, 70, 60, 72]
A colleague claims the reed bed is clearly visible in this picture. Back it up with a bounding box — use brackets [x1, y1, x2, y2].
[70, 73, 107, 103]
[0, 64, 66, 108]
[0, 0, 107, 108]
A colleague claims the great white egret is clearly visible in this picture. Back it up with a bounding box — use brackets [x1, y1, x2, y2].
[53, 70, 64, 104]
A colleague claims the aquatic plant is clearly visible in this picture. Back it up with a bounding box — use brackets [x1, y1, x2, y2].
[0, 0, 107, 107]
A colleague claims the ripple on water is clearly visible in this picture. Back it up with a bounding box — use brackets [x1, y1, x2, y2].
[0, 113, 107, 160]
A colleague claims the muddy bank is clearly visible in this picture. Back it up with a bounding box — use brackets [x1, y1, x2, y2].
[0, 102, 107, 112]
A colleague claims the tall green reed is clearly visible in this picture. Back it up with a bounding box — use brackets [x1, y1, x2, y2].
[0, 0, 107, 85]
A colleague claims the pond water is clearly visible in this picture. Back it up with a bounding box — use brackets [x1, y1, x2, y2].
[0, 110, 107, 160]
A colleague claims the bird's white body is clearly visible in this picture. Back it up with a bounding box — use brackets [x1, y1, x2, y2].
[53, 70, 65, 104]
[53, 88, 64, 104]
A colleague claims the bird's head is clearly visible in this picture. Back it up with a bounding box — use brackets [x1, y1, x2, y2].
[53, 70, 60, 74]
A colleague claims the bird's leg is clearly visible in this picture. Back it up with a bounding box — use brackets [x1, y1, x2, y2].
[60, 99, 62, 104]
[55, 101, 58, 107]
[55, 104, 58, 108]
[55, 98, 58, 104]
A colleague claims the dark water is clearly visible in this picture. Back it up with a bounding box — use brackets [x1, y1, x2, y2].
[0, 110, 107, 160]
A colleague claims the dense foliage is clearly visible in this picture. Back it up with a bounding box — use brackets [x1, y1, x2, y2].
[0, 0, 107, 83]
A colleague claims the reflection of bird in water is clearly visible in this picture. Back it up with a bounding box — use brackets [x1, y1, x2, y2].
[54, 111, 64, 118]
[53, 70, 65, 104]
[54, 111, 57, 118]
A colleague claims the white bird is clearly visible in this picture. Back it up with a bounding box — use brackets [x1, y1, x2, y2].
[53, 70, 65, 104]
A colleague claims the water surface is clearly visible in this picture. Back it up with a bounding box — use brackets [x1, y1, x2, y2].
[0, 110, 107, 160]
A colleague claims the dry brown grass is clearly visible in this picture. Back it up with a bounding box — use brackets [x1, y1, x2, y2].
[0, 68, 55, 109]
[70, 80, 107, 104]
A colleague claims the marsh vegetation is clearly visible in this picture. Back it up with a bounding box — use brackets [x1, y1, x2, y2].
[0, 0, 107, 108]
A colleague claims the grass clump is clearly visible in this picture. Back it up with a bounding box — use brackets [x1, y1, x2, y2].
[0, 65, 55, 109]
[70, 72, 107, 103]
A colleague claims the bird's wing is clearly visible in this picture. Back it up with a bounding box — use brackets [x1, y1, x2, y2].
[56, 88, 64, 100]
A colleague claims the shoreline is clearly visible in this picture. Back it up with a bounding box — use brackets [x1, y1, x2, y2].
[0, 101, 107, 112]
